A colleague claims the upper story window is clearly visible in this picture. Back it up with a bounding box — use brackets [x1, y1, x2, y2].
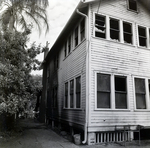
[123, 22, 132, 44]
[75, 27, 78, 47]
[128, 0, 138, 12]
[68, 36, 71, 54]
[80, 18, 85, 41]
[95, 14, 106, 39]
[138, 26, 147, 47]
[110, 18, 120, 41]
[64, 42, 67, 58]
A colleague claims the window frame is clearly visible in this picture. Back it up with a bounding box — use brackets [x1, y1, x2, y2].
[75, 26, 79, 47]
[80, 18, 85, 42]
[64, 75, 82, 109]
[110, 18, 120, 41]
[95, 72, 129, 110]
[95, 14, 106, 39]
[64, 82, 68, 108]
[133, 76, 150, 111]
[138, 25, 147, 48]
[76, 76, 81, 108]
[127, 0, 138, 13]
[123, 21, 133, 44]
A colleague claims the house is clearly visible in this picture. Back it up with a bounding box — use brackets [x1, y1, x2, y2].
[40, 0, 150, 145]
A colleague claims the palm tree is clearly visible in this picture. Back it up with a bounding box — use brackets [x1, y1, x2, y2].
[0, 0, 49, 34]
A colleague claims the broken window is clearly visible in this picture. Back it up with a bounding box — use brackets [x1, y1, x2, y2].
[97, 73, 110, 108]
[135, 78, 146, 109]
[123, 22, 132, 44]
[80, 18, 85, 41]
[110, 18, 120, 41]
[138, 26, 147, 47]
[76, 76, 81, 108]
[65, 82, 68, 108]
[128, 0, 137, 12]
[95, 14, 106, 39]
[115, 76, 127, 109]
[64, 42, 67, 58]
[75, 27, 78, 47]
[70, 80, 74, 108]
[68, 36, 71, 54]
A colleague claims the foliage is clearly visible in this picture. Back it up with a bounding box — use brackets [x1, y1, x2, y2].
[0, 30, 43, 115]
[0, 0, 49, 34]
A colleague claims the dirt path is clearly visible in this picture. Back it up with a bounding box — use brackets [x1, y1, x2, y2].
[0, 119, 150, 148]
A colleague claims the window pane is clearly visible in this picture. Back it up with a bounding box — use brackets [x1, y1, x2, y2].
[95, 14, 106, 39]
[110, 19, 119, 41]
[115, 93, 127, 109]
[123, 22, 132, 44]
[70, 95, 74, 108]
[135, 78, 146, 109]
[138, 27, 146, 37]
[76, 76, 81, 93]
[110, 19, 119, 30]
[76, 93, 81, 108]
[128, 0, 137, 11]
[97, 92, 110, 108]
[97, 73, 110, 91]
[115, 76, 126, 92]
[135, 78, 145, 93]
[76, 76, 81, 108]
[65, 83, 68, 108]
[136, 94, 146, 109]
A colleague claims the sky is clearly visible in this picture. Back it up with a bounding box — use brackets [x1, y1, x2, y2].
[30, 0, 80, 75]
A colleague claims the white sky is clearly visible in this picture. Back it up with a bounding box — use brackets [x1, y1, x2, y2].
[30, 0, 80, 75]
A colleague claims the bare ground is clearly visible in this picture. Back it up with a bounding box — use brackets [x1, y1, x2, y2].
[0, 119, 150, 148]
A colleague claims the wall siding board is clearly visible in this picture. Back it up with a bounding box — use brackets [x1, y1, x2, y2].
[57, 40, 87, 126]
[89, 0, 150, 131]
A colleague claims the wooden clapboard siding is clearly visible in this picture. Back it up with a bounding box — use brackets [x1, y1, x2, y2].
[88, 0, 150, 131]
[56, 40, 86, 126]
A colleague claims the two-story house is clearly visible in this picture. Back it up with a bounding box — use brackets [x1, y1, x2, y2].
[40, 0, 150, 145]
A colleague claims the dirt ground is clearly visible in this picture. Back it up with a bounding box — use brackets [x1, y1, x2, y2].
[0, 119, 150, 148]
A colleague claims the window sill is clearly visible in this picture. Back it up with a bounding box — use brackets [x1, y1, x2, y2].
[93, 36, 136, 48]
[134, 109, 150, 112]
[63, 108, 83, 111]
[94, 109, 130, 112]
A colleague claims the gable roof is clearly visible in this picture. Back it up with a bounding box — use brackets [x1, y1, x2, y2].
[43, 0, 150, 64]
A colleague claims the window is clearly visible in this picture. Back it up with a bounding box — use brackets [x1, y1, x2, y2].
[128, 0, 137, 12]
[70, 80, 74, 108]
[135, 78, 146, 109]
[65, 82, 68, 108]
[110, 18, 120, 41]
[95, 14, 106, 39]
[76, 76, 81, 108]
[80, 19, 85, 41]
[97, 73, 111, 108]
[75, 27, 78, 47]
[52, 87, 58, 108]
[64, 42, 67, 58]
[68, 36, 71, 54]
[64, 76, 81, 109]
[138, 26, 147, 47]
[123, 22, 132, 44]
[115, 76, 127, 109]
